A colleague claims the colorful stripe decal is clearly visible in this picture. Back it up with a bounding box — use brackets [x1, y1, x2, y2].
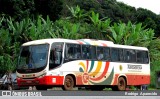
[90, 68, 114, 85]
[93, 41, 98, 46]
[78, 61, 112, 85]
[88, 61, 94, 73]
[79, 62, 86, 72]
[101, 43, 107, 46]
[90, 62, 109, 81]
[77, 39, 108, 46]
[76, 40, 84, 44]
[89, 61, 102, 76]
[80, 40, 90, 45]
[86, 60, 89, 72]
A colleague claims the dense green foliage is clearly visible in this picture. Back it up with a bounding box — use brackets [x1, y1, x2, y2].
[0, 0, 160, 88]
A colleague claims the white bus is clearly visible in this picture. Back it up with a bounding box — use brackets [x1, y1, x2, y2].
[16, 38, 150, 90]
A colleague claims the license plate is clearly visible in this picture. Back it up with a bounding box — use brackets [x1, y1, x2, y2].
[25, 75, 32, 77]
[26, 81, 32, 83]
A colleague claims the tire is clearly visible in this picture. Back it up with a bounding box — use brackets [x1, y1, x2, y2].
[117, 77, 126, 91]
[62, 75, 74, 91]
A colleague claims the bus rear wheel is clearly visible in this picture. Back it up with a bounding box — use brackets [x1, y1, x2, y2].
[117, 77, 126, 91]
[62, 75, 74, 91]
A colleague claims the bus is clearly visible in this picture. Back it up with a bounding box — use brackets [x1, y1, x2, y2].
[16, 38, 150, 90]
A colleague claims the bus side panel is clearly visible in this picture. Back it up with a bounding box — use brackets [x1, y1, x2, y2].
[126, 75, 150, 85]
[111, 63, 150, 86]
[60, 60, 114, 86]
[112, 74, 150, 86]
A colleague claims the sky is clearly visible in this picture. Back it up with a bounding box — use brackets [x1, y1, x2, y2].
[116, 0, 160, 14]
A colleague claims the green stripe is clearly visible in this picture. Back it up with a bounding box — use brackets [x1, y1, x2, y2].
[80, 40, 90, 45]
[90, 68, 114, 85]
[79, 67, 84, 72]
[89, 61, 94, 73]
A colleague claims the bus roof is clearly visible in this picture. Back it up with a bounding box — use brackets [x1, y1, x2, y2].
[22, 38, 69, 46]
[22, 38, 148, 51]
[112, 44, 148, 51]
[22, 38, 114, 46]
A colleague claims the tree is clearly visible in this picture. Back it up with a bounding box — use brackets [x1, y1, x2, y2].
[0, 0, 35, 21]
[51, 19, 83, 39]
[66, 5, 89, 23]
[0, 15, 55, 73]
[88, 11, 111, 39]
[107, 21, 155, 46]
[34, 0, 63, 21]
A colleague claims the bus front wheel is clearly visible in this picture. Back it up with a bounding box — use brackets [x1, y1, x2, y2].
[62, 75, 74, 91]
[117, 77, 126, 91]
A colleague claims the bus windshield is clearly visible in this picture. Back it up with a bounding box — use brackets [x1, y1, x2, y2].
[17, 44, 49, 73]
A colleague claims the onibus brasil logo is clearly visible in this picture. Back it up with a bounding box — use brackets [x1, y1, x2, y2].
[2, 91, 42, 96]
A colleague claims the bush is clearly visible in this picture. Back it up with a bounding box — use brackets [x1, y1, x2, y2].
[149, 61, 160, 88]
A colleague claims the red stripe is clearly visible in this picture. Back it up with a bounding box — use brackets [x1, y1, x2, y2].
[101, 43, 107, 46]
[76, 40, 84, 44]
[76, 75, 83, 85]
[86, 60, 89, 72]
[90, 62, 109, 81]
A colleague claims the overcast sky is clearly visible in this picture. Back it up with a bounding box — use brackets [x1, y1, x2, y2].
[116, 0, 160, 14]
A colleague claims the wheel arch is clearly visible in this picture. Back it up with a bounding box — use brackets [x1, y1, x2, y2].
[118, 75, 127, 85]
[64, 74, 76, 86]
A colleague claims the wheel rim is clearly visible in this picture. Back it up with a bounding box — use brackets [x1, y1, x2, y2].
[118, 77, 126, 90]
[63, 76, 74, 90]
[66, 78, 72, 88]
[119, 80, 124, 90]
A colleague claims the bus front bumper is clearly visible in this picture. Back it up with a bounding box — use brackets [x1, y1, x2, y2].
[17, 76, 64, 87]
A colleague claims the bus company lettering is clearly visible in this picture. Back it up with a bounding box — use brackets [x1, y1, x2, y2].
[128, 65, 142, 70]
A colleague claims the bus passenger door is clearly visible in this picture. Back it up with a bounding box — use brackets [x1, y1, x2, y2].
[49, 42, 63, 70]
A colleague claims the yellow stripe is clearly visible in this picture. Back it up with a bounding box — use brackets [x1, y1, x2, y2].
[79, 62, 86, 71]
[89, 61, 102, 76]
[93, 41, 98, 46]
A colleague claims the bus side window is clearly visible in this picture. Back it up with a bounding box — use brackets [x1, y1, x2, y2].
[137, 51, 149, 64]
[143, 51, 149, 63]
[82, 45, 90, 59]
[119, 49, 124, 61]
[67, 47, 74, 59]
[137, 51, 143, 63]
[111, 48, 120, 62]
[90, 46, 96, 59]
[66, 44, 81, 59]
[124, 50, 130, 62]
[124, 49, 136, 62]
[74, 46, 81, 59]
[104, 47, 110, 61]
[97, 47, 104, 60]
